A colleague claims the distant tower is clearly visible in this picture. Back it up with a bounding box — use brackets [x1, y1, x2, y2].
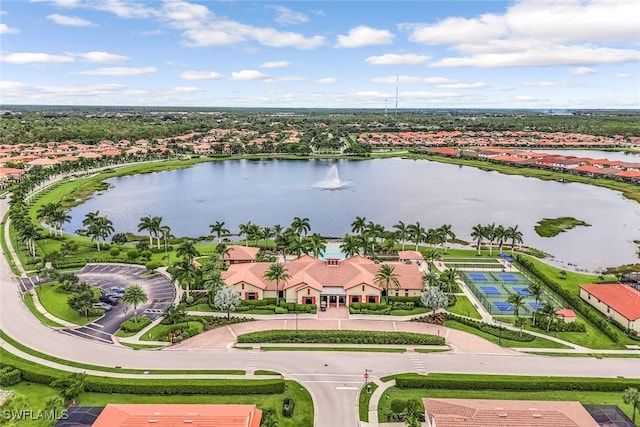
[395, 75, 399, 115]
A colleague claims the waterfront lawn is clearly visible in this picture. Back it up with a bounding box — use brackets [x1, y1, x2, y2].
[79, 380, 314, 427]
[35, 282, 101, 326]
[534, 217, 590, 237]
[377, 387, 636, 421]
[23, 293, 64, 328]
[447, 295, 482, 319]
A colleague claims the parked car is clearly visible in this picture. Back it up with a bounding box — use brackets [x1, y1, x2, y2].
[99, 295, 119, 305]
[109, 286, 126, 294]
[92, 302, 112, 311]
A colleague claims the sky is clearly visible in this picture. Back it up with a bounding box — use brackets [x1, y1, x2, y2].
[0, 0, 639, 109]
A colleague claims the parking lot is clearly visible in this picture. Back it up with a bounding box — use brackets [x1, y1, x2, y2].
[62, 264, 177, 344]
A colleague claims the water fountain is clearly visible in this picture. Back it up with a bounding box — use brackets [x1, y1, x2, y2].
[314, 165, 350, 190]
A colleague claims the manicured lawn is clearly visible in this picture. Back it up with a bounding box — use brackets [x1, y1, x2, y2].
[0, 219, 21, 275]
[80, 380, 314, 427]
[443, 320, 571, 349]
[447, 295, 482, 319]
[259, 346, 407, 353]
[118, 342, 165, 350]
[23, 293, 64, 328]
[377, 387, 637, 421]
[2, 382, 62, 427]
[390, 307, 430, 316]
[34, 282, 101, 326]
[359, 382, 379, 421]
[524, 352, 640, 358]
[534, 217, 590, 237]
[140, 321, 203, 342]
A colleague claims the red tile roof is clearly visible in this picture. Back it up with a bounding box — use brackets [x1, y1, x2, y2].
[556, 308, 576, 318]
[580, 284, 640, 320]
[92, 404, 262, 427]
[226, 245, 260, 262]
[423, 398, 599, 427]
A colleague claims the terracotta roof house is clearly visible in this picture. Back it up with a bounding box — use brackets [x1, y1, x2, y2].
[580, 284, 640, 332]
[555, 308, 577, 323]
[92, 404, 262, 427]
[397, 250, 425, 264]
[225, 245, 260, 264]
[222, 255, 424, 307]
[423, 398, 599, 427]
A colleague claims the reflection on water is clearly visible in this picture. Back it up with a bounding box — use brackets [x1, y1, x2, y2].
[64, 158, 640, 271]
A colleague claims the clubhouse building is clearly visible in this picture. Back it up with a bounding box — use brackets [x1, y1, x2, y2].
[221, 254, 424, 307]
[580, 284, 640, 333]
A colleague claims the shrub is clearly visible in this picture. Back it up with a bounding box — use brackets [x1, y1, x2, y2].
[237, 330, 444, 345]
[0, 366, 21, 386]
[120, 317, 151, 333]
[109, 247, 121, 257]
[140, 250, 153, 261]
[390, 399, 406, 414]
[145, 261, 160, 272]
[127, 249, 139, 260]
[275, 307, 288, 314]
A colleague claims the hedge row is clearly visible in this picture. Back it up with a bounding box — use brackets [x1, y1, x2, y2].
[0, 366, 21, 386]
[237, 330, 445, 345]
[395, 373, 638, 392]
[0, 351, 284, 395]
[516, 255, 619, 342]
[443, 313, 536, 342]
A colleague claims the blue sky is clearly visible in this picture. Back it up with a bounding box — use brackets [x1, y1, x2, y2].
[1, 0, 638, 108]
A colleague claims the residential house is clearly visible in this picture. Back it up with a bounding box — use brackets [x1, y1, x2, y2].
[580, 284, 640, 333]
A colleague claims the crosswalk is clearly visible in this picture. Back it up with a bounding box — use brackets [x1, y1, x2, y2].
[407, 351, 427, 374]
[246, 348, 261, 373]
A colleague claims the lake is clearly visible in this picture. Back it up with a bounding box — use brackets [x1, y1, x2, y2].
[64, 158, 640, 272]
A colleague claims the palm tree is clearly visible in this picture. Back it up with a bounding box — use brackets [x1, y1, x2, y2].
[374, 264, 400, 304]
[351, 216, 367, 234]
[238, 221, 253, 246]
[18, 223, 39, 257]
[471, 224, 485, 255]
[422, 271, 439, 289]
[160, 225, 172, 262]
[494, 225, 506, 254]
[308, 233, 327, 258]
[209, 221, 230, 243]
[505, 225, 524, 255]
[622, 387, 640, 424]
[527, 282, 544, 325]
[407, 221, 427, 251]
[51, 209, 71, 236]
[37, 202, 61, 234]
[540, 300, 557, 332]
[439, 268, 460, 295]
[340, 235, 360, 257]
[172, 258, 201, 297]
[291, 216, 311, 237]
[261, 226, 274, 246]
[82, 210, 101, 228]
[438, 224, 456, 253]
[287, 235, 309, 259]
[263, 262, 291, 306]
[138, 215, 157, 246]
[176, 240, 200, 264]
[484, 223, 496, 256]
[121, 284, 148, 323]
[506, 292, 526, 319]
[393, 220, 409, 251]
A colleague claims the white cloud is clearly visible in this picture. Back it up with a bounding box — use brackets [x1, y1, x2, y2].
[180, 70, 223, 80]
[523, 81, 571, 87]
[267, 5, 309, 25]
[95, 0, 157, 19]
[75, 51, 129, 63]
[372, 75, 486, 89]
[335, 26, 394, 48]
[402, 0, 640, 68]
[170, 86, 203, 93]
[260, 61, 290, 69]
[316, 77, 337, 84]
[0, 80, 125, 99]
[513, 95, 537, 102]
[231, 70, 269, 80]
[47, 13, 95, 27]
[617, 73, 631, 78]
[571, 67, 596, 75]
[73, 66, 157, 76]
[430, 45, 640, 67]
[1, 52, 74, 64]
[162, 0, 324, 49]
[264, 76, 306, 83]
[365, 53, 431, 65]
[0, 23, 19, 34]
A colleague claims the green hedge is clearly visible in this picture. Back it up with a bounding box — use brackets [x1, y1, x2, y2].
[237, 330, 445, 345]
[395, 373, 639, 392]
[0, 350, 284, 395]
[0, 366, 22, 386]
[120, 316, 151, 333]
[516, 256, 619, 342]
[442, 313, 535, 342]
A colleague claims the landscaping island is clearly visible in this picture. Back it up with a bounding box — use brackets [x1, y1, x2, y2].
[534, 217, 591, 237]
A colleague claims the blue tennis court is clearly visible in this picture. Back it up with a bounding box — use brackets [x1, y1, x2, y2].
[528, 302, 543, 310]
[493, 301, 514, 312]
[480, 286, 501, 296]
[498, 273, 519, 282]
[512, 287, 531, 296]
[468, 273, 488, 282]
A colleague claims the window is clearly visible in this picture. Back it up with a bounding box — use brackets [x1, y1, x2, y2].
[351, 295, 359, 303]
[247, 292, 256, 300]
[405, 291, 409, 297]
[367, 295, 376, 303]
[278, 290, 284, 298]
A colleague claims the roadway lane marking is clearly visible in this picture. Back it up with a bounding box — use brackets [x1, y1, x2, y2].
[335, 386, 358, 390]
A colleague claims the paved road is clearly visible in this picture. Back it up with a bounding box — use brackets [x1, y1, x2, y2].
[1, 198, 639, 427]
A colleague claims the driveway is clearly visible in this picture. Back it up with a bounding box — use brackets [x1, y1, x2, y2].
[62, 263, 176, 344]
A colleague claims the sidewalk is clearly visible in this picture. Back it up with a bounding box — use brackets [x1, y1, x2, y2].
[27, 289, 76, 328]
[116, 316, 168, 347]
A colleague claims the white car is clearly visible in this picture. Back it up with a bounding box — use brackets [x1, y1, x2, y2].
[93, 302, 112, 311]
